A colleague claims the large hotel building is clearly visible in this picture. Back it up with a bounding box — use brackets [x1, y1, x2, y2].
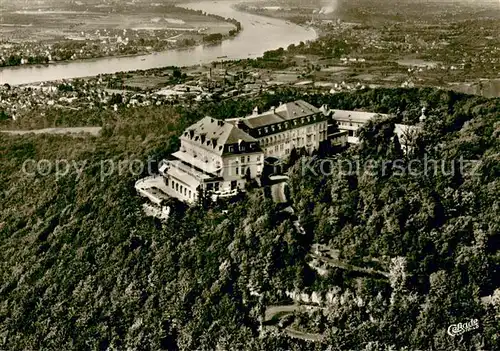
[158, 100, 331, 203]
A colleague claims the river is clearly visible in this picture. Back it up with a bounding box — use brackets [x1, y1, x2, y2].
[0, 1, 316, 86]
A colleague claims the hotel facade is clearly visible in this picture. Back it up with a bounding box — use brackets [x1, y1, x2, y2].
[158, 100, 330, 203]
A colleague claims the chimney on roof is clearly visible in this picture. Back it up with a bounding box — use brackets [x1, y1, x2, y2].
[319, 104, 330, 116]
[236, 120, 246, 130]
[252, 106, 259, 116]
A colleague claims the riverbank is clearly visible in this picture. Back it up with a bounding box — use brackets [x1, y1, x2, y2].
[0, 1, 241, 70]
[0, 1, 316, 86]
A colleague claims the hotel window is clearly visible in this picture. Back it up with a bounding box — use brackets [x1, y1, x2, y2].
[236, 167, 239, 175]
[189, 190, 192, 198]
[241, 156, 245, 163]
[257, 156, 261, 162]
[247, 156, 250, 162]
[228, 146, 234, 153]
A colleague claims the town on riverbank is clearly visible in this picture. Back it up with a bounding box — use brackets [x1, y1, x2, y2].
[1, 0, 241, 68]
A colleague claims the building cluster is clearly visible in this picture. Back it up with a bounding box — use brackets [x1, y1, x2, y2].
[0, 82, 181, 119]
[136, 100, 420, 206]
[0, 28, 204, 68]
[157, 100, 331, 203]
[0, 65, 270, 120]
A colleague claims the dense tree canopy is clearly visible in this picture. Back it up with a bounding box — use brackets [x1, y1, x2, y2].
[0, 87, 498, 350]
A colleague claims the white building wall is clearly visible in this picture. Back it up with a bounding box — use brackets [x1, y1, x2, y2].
[180, 139, 223, 174]
[165, 174, 198, 204]
[222, 152, 264, 181]
[257, 121, 328, 157]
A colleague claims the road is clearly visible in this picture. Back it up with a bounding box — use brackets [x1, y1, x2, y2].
[263, 304, 325, 342]
[1, 127, 102, 136]
[271, 182, 288, 204]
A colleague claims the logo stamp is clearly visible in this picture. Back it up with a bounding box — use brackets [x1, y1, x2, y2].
[447, 319, 479, 337]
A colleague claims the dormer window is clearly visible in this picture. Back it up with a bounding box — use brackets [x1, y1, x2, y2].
[228, 146, 234, 153]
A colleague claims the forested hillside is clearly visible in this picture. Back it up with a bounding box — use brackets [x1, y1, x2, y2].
[0, 88, 498, 350]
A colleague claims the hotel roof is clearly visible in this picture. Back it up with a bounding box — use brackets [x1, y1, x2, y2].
[238, 100, 321, 129]
[331, 110, 389, 123]
[181, 116, 257, 156]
